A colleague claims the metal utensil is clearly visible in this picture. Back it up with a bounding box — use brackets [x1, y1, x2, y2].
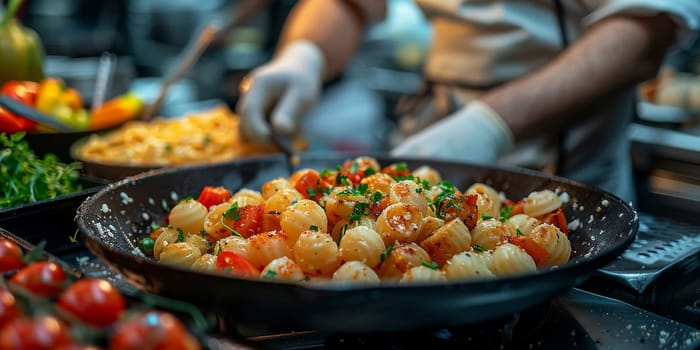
[140, 0, 272, 121]
[0, 96, 75, 132]
[90, 52, 117, 113]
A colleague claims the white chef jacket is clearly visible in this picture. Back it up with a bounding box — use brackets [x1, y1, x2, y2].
[412, 0, 700, 203]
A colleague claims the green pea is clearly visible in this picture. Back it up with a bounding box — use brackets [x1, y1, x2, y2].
[139, 237, 155, 256]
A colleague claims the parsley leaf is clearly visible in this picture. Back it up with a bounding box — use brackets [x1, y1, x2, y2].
[472, 245, 485, 252]
[421, 261, 439, 270]
[380, 245, 393, 261]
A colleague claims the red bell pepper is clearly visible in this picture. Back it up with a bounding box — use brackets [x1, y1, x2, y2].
[0, 80, 39, 133]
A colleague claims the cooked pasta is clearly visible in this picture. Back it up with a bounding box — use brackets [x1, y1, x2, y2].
[523, 190, 562, 217]
[400, 265, 446, 283]
[338, 225, 385, 268]
[491, 243, 537, 276]
[442, 251, 495, 280]
[293, 230, 341, 277]
[470, 218, 508, 251]
[261, 256, 306, 281]
[528, 223, 571, 267]
[75, 105, 278, 166]
[168, 199, 207, 236]
[466, 183, 501, 220]
[159, 242, 202, 268]
[375, 203, 423, 245]
[419, 218, 472, 265]
[280, 199, 328, 245]
[378, 242, 432, 280]
[146, 156, 576, 284]
[332, 261, 380, 283]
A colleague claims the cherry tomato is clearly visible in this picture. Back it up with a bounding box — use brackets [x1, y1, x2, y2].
[196, 186, 231, 209]
[109, 311, 201, 350]
[0, 239, 24, 273]
[506, 236, 550, 266]
[10, 261, 67, 297]
[216, 251, 260, 277]
[0, 286, 21, 329]
[57, 278, 126, 327]
[0, 315, 73, 350]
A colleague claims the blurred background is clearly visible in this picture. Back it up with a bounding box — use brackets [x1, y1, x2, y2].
[8, 0, 700, 224]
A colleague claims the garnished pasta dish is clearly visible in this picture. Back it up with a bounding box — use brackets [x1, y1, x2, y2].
[74, 106, 277, 166]
[139, 156, 572, 283]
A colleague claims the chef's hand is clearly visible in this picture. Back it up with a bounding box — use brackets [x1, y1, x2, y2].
[390, 101, 514, 164]
[236, 41, 325, 144]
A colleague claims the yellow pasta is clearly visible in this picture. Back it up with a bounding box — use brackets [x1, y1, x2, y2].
[378, 242, 431, 280]
[360, 173, 396, 195]
[491, 243, 537, 276]
[153, 228, 180, 259]
[466, 183, 501, 220]
[400, 265, 446, 283]
[411, 165, 441, 186]
[159, 242, 202, 268]
[191, 254, 218, 271]
[293, 230, 341, 277]
[389, 180, 428, 216]
[203, 203, 233, 240]
[168, 199, 208, 235]
[214, 235, 251, 260]
[442, 251, 495, 280]
[416, 216, 444, 242]
[75, 106, 277, 166]
[523, 190, 562, 217]
[263, 188, 303, 232]
[419, 218, 472, 265]
[280, 199, 328, 245]
[261, 177, 292, 200]
[470, 219, 508, 250]
[338, 225, 386, 268]
[261, 256, 306, 281]
[505, 214, 541, 237]
[230, 189, 264, 207]
[332, 261, 380, 283]
[247, 230, 293, 269]
[375, 203, 423, 245]
[528, 223, 571, 267]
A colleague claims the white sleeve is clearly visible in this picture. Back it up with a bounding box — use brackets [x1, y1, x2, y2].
[583, 0, 700, 48]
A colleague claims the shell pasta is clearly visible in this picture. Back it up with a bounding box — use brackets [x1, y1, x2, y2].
[142, 156, 575, 284]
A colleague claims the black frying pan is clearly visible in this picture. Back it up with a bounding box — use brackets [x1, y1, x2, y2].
[75, 153, 638, 333]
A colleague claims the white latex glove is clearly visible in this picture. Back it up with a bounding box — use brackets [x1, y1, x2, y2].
[390, 100, 514, 164]
[236, 41, 325, 144]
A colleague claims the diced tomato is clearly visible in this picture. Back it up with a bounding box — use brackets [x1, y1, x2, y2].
[369, 196, 390, 219]
[439, 193, 479, 229]
[509, 236, 550, 266]
[227, 204, 264, 238]
[196, 186, 231, 209]
[540, 208, 568, 234]
[381, 163, 410, 178]
[293, 171, 332, 202]
[216, 251, 260, 277]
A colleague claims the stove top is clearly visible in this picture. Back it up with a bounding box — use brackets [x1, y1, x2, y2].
[2, 212, 699, 350]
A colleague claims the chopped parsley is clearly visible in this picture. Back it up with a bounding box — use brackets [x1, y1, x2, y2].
[263, 270, 278, 279]
[395, 162, 408, 171]
[200, 230, 207, 238]
[421, 261, 439, 270]
[364, 167, 376, 176]
[309, 225, 319, 231]
[177, 228, 185, 242]
[337, 224, 348, 244]
[380, 245, 393, 262]
[516, 227, 523, 236]
[320, 169, 333, 178]
[472, 244, 485, 252]
[349, 161, 359, 174]
[481, 214, 494, 220]
[216, 245, 222, 256]
[306, 187, 317, 198]
[223, 202, 241, 221]
[338, 183, 369, 197]
[500, 206, 513, 222]
[349, 203, 370, 221]
[370, 191, 384, 202]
